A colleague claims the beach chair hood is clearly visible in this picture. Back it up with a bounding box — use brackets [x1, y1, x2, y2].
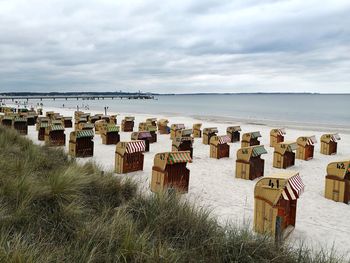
[327, 161, 350, 179]
[227, 126, 242, 133]
[274, 142, 297, 155]
[255, 172, 305, 205]
[116, 140, 146, 156]
[210, 135, 231, 146]
[297, 136, 317, 147]
[270, 128, 286, 136]
[321, 133, 341, 143]
[237, 145, 267, 162]
[153, 151, 192, 171]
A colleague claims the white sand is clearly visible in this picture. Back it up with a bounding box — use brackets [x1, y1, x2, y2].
[25, 106, 350, 255]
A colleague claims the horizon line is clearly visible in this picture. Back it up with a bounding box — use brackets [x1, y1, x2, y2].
[1, 92, 350, 95]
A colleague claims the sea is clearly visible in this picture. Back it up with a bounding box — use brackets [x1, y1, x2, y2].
[4, 94, 350, 130]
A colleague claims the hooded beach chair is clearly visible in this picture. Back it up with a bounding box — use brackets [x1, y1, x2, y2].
[226, 126, 242, 143]
[157, 119, 170, 134]
[192, 123, 202, 138]
[273, 142, 297, 169]
[270, 128, 286, 147]
[241, 131, 262, 148]
[69, 130, 94, 158]
[325, 160, 350, 204]
[115, 140, 145, 174]
[236, 145, 267, 180]
[320, 133, 341, 155]
[131, 131, 152, 152]
[296, 136, 317, 161]
[151, 151, 192, 194]
[210, 135, 231, 159]
[101, 124, 120, 145]
[254, 172, 305, 241]
[121, 116, 135, 132]
[202, 127, 218, 145]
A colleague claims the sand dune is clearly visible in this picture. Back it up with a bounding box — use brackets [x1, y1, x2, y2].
[26, 106, 350, 255]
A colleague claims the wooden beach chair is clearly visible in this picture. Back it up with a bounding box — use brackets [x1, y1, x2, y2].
[151, 151, 192, 194]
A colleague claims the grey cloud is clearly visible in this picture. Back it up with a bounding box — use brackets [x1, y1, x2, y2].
[0, 0, 349, 93]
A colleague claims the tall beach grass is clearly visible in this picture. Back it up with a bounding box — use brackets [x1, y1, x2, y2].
[0, 126, 345, 262]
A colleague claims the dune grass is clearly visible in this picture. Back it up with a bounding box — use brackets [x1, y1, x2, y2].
[0, 126, 345, 262]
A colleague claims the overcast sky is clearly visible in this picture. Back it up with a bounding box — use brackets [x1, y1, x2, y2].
[0, 0, 349, 93]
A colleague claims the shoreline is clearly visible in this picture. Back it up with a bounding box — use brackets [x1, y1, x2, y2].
[5, 101, 350, 134]
[54, 105, 350, 134]
[191, 114, 350, 134]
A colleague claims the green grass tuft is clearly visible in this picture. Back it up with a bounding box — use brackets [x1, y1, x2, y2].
[0, 126, 345, 262]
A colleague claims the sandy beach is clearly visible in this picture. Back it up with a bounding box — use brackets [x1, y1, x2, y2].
[25, 106, 350, 255]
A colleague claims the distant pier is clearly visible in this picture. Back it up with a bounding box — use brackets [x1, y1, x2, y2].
[0, 94, 155, 102]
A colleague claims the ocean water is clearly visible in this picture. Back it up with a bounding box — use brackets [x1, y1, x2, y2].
[5, 94, 350, 128]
